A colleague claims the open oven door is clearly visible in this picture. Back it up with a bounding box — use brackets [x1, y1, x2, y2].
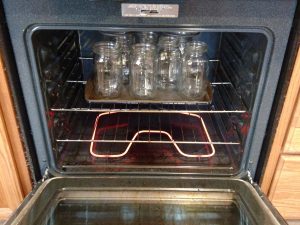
[5, 176, 287, 225]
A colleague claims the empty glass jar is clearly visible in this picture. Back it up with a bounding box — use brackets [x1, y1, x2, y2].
[180, 41, 209, 99]
[93, 42, 122, 97]
[115, 33, 133, 85]
[166, 32, 199, 55]
[157, 36, 181, 90]
[136, 32, 158, 45]
[130, 43, 156, 99]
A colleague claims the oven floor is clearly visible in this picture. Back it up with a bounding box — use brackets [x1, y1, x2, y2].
[37, 200, 255, 225]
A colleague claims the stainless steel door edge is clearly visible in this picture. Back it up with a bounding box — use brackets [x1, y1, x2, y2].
[5, 176, 287, 225]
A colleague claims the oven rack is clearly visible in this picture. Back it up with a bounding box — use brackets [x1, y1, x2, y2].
[54, 112, 242, 152]
[50, 81, 247, 113]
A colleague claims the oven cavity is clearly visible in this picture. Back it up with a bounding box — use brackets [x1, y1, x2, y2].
[31, 29, 267, 175]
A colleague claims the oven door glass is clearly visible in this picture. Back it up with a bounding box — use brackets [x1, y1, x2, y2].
[5, 177, 286, 225]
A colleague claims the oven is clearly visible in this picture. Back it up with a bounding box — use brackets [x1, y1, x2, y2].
[1, 0, 297, 224]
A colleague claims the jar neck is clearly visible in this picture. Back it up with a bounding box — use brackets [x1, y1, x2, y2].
[186, 41, 208, 54]
[132, 43, 156, 53]
[116, 34, 133, 46]
[93, 42, 118, 54]
[137, 32, 158, 44]
[159, 43, 179, 50]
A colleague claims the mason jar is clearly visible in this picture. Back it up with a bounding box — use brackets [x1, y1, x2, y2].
[93, 42, 122, 98]
[130, 43, 156, 99]
[115, 33, 134, 85]
[157, 36, 181, 90]
[180, 41, 209, 99]
[136, 32, 158, 45]
[166, 32, 199, 55]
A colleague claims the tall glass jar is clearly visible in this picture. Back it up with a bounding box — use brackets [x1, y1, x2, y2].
[130, 43, 156, 99]
[180, 41, 209, 99]
[166, 32, 199, 55]
[115, 33, 133, 85]
[178, 35, 193, 55]
[93, 42, 122, 98]
[157, 36, 181, 90]
[136, 32, 158, 45]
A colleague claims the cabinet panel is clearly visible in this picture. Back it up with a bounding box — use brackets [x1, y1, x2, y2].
[269, 155, 300, 220]
[260, 47, 300, 193]
[0, 107, 23, 220]
[284, 93, 300, 153]
[0, 56, 32, 220]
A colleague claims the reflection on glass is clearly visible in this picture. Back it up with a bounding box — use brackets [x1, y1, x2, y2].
[37, 200, 256, 225]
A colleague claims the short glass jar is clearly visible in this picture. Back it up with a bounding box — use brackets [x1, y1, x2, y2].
[130, 43, 156, 99]
[180, 41, 209, 99]
[93, 42, 122, 98]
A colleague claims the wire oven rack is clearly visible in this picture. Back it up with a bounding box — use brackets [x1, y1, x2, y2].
[55, 111, 243, 163]
[89, 112, 216, 158]
[50, 81, 247, 114]
[54, 112, 243, 171]
[49, 74, 246, 168]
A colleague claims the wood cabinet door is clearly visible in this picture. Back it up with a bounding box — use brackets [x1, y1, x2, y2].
[268, 155, 300, 220]
[0, 107, 24, 220]
[283, 94, 300, 154]
[0, 57, 32, 220]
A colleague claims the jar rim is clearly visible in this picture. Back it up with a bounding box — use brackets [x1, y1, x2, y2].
[158, 36, 179, 46]
[187, 41, 208, 52]
[93, 41, 118, 54]
[166, 31, 200, 37]
[100, 31, 127, 37]
[137, 31, 158, 37]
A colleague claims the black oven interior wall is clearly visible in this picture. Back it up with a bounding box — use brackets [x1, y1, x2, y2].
[31, 29, 267, 175]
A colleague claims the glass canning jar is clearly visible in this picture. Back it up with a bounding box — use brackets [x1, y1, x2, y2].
[93, 42, 122, 98]
[130, 43, 156, 99]
[157, 36, 181, 90]
[166, 32, 199, 55]
[180, 41, 209, 99]
[115, 33, 133, 85]
[136, 32, 158, 45]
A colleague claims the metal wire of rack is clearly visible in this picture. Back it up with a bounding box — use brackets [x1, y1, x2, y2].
[48, 66, 246, 164]
[50, 81, 247, 114]
[55, 111, 242, 157]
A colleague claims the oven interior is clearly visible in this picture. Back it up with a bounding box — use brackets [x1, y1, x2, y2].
[31, 29, 268, 175]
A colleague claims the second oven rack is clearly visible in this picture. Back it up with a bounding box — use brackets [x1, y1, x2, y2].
[50, 81, 247, 113]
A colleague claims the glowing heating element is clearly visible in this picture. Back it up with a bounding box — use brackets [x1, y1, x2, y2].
[90, 112, 215, 158]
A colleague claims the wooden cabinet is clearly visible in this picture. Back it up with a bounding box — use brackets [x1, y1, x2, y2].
[283, 95, 300, 154]
[261, 46, 300, 220]
[0, 56, 32, 220]
[268, 155, 300, 219]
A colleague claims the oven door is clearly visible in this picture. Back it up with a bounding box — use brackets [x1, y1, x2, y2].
[4, 176, 287, 225]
